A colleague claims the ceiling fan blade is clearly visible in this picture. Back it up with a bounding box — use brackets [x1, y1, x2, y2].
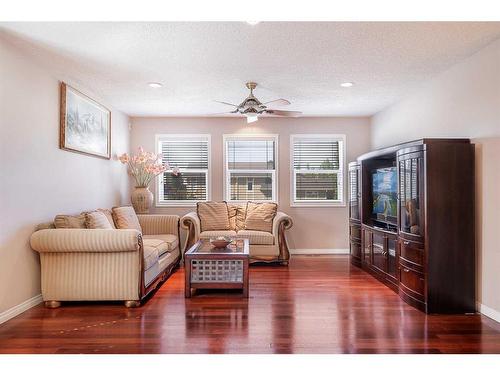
[214, 100, 239, 107]
[266, 109, 302, 117]
[263, 98, 291, 106]
[208, 112, 237, 116]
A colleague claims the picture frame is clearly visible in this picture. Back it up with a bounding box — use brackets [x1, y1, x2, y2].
[59, 82, 111, 159]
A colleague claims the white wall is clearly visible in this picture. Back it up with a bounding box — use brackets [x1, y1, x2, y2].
[130, 116, 371, 251]
[371, 38, 500, 320]
[0, 35, 131, 316]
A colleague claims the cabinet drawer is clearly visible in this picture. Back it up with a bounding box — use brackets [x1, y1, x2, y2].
[350, 224, 361, 241]
[399, 266, 425, 297]
[400, 239, 424, 267]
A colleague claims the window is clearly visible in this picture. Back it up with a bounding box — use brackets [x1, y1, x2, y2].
[291, 134, 345, 206]
[156, 134, 210, 206]
[224, 135, 278, 202]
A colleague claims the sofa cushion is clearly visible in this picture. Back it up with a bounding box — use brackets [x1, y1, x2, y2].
[244, 202, 278, 233]
[199, 230, 237, 240]
[227, 204, 246, 231]
[143, 243, 159, 270]
[112, 206, 142, 232]
[197, 202, 230, 232]
[54, 214, 86, 229]
[142, 235, 179, 255]
[85, 211, 113, 229]
[237, 230, 275, 245]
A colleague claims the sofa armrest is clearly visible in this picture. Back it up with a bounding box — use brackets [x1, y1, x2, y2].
[272, 212, 293, 262]
[30, 229, 142, 253]
[180, 212, 201, 252]
[272, 212, 293, 236]
[137, 214, 179, 236]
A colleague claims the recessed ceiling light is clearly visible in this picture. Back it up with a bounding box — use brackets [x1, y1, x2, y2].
[340, 82, 354, 88]
[148, 82, 163, 88]
[246, 21, 260, 26]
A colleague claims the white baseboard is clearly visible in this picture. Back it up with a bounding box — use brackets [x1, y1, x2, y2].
[290, 248, 349, 255]
[0, 294, 43, 325]
[477, 302, 500, 323]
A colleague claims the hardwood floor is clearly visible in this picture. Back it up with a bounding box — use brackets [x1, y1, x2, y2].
[1, 255, 499, 354]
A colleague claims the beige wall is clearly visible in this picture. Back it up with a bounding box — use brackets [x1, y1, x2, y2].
[0, 36, 130, 315]
[371, 38, 500, 318]
[130, 117, 371, 250]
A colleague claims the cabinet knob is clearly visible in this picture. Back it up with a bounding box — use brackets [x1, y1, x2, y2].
[403, 268, 410, 273]
[403, 241, 410, 245]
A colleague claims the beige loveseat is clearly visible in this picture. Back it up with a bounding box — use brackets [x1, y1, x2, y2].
[181, 204, 293, 264]
[30, 213, 181, 308]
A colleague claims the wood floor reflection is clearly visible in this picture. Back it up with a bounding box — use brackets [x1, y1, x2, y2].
[1, 255, 499, 353]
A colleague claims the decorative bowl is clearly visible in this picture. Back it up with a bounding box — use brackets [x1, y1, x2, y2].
[210, 236, 231, 248]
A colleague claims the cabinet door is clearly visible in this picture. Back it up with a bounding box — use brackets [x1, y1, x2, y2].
[387, 237, 397, 279]
[350, 240, 362, 260]
[349, 165, 360, 221]
[398, 152, 425, 240]
[372, 232, 386, 272]
[362, 228, 372, 264]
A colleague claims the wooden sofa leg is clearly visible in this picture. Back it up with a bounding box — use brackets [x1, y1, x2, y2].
[45, 301, 61, 308]
[124, 300, 141, 308]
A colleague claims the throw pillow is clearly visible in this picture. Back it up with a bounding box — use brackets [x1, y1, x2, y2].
[85, 211, 114, 229]
[97, 208, 116, 229]
[112, 206, 142, 232]
[54, 214, 86, 229]
[227, 204, 246, 232]
[197, 201, 230, 232]
[244, 202, 278, 233]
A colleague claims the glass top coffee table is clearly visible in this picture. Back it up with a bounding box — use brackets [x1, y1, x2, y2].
[184, 238, 250, 298]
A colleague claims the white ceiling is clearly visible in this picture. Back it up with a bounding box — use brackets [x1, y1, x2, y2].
[1, 22, 500, 117]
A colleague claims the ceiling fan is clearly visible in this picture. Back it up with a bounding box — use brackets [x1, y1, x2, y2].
[213, 82, 302, 123]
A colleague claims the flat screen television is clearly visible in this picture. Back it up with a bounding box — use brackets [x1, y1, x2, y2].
[372, 167, 398, 224]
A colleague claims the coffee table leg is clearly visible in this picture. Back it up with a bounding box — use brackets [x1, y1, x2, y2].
[243, 259, 249, 298]
[185, 258, 191, 298]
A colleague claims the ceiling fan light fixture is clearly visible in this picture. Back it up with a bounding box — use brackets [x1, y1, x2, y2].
[148, 82, 163, 88]
[246, 114, 258, 124]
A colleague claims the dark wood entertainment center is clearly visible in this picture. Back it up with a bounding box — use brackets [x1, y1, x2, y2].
[349, 139, 475, 314]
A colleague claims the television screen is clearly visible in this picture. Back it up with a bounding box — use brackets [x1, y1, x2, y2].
[372, 167, 397, 221]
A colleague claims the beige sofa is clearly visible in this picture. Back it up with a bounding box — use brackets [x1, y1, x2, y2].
[181, 205, 293, 264]
[30, 214, 181, 308]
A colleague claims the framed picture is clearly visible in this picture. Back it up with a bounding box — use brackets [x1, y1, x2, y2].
[60, 82, 111, 159]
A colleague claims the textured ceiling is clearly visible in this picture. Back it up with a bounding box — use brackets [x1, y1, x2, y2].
[1, 22, 500, 117]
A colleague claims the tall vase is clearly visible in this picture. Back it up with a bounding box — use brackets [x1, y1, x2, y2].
[131, 187, 154, 214]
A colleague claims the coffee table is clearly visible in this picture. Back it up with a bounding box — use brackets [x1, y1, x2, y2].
[184, 238, 250, 298]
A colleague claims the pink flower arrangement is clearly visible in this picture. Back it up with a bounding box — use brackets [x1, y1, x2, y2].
[118, 147, 180, 187]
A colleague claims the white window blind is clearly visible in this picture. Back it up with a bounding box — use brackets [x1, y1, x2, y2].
[156, 135, 210, 205]
[224, 135, 277, 202]
[291, 135, 345, 206]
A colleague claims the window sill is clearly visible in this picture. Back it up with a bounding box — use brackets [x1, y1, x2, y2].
[226, 200, 278, 205]
[155, 202, 200, 208]
[290, 201, 346, 208]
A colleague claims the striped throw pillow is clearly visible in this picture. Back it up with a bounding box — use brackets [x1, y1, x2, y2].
[244, 202, 278, 233]
[197, 202, 230, 232]
[85, 211, 114, 229]
[227, 204, 246, 231]
[112, 206, 142, 232]
[54, 214, 86, 229]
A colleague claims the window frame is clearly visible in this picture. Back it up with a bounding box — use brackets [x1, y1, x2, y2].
[155, 134, 211, 207]
[290, 134, 346, 207]
[223, 134, 279, 204]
